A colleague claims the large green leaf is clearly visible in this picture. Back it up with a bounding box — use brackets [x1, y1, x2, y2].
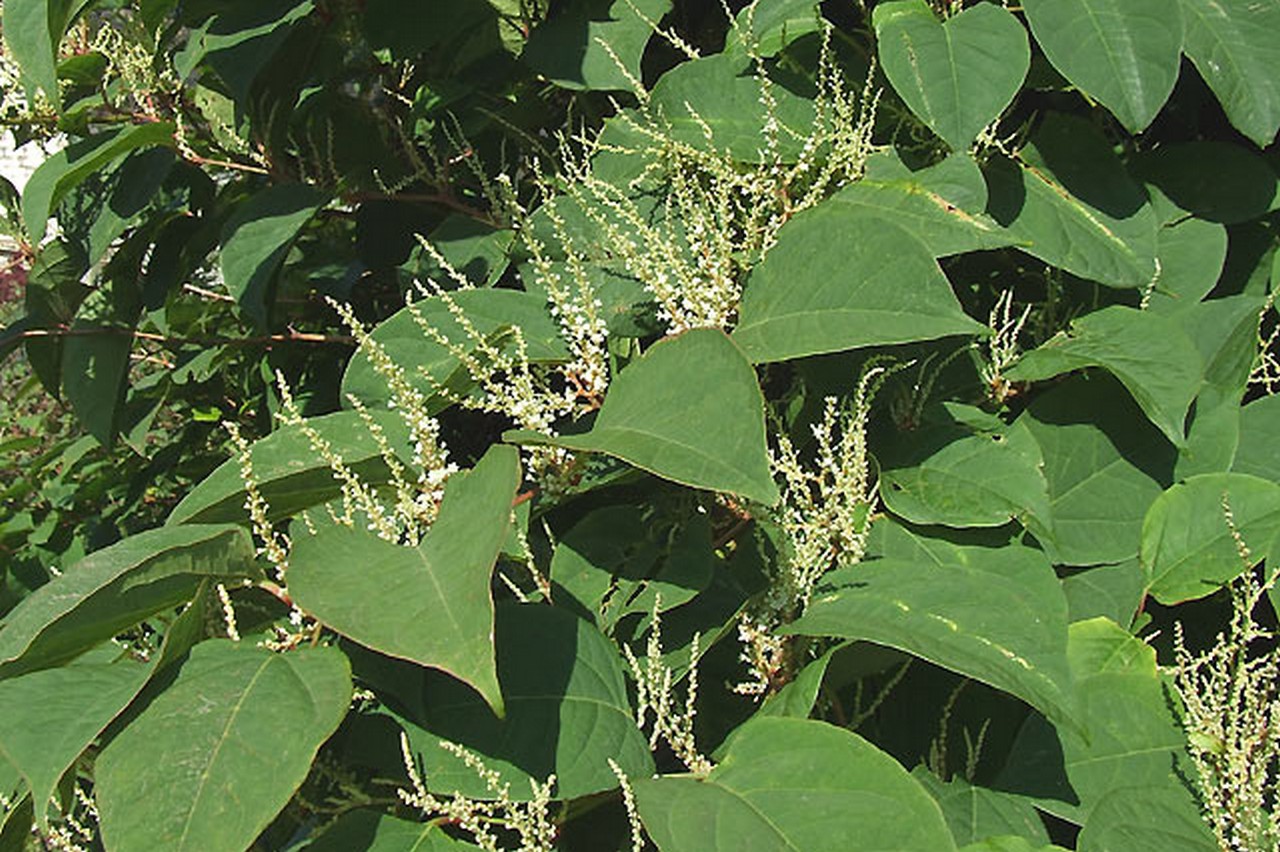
[512, 330, 779, 505]
[0, 525, 257, 678]
[1077, 786, 1215, 852]
[1000, 619, 1192, 825]
[219, 183, 328, 328]
[1143, 473, 1280, 604]
[0, 654, 149, 820]
[95, 641, 351, 852]
[0, 0, 96, 110]
[1017, 374, 1174, 566]
[1234, 393, 1280, 481]
[168, 409, 415, 526]
[1006, 305, 1203, 447]
[880, 412, 1052, 530]
[522, 0, 670, 92]
[634, 717, 957, 852]
[645, 51, 817, 162]
[830, 152, 1013, 257]
[0, 593, 206, 823]
[733, 210, 983, 363]
[1179, 0, 1280, 148]
[874, 0, 1029, 151]
[1022, 0, 1183, 132]
[984, 114, 1158, 288]
[340, 289, 569, 412]
[289, 445, 519, 715]
[787, 537, 1077, 733]
[60, 292, 133, 447]
[394, 603, 653, 801]
[1061, 559, 1146, 627]
[21, 123, 176, 241]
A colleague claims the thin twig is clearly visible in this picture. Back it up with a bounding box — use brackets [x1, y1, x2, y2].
[16, 326, 355, 348]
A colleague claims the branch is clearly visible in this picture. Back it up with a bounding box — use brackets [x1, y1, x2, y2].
[15, 326, 356, 348]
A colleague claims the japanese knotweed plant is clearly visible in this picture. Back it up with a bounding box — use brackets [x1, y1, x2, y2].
[1171, 509, 1280, 852]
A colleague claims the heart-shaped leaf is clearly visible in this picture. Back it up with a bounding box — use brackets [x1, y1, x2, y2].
[289, 445, 520, 715]
[1023, 0, 1183, 132]
[733, 209, 984, 363]
[874, 0, 1029, 150]
[635, 717, 957, 851]
[95, 641, 351, 852]
[510, 330, 779, 505]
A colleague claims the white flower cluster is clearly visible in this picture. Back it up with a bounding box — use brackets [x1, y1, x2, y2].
[1171, 502, 1280, 852]
[622, 599, 713, 777]
[398, 734, 558, 852]
[534, 8, 881, 336]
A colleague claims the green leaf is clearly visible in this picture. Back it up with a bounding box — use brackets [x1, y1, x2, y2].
[21, 122, 175, 241]
[219, 184, 328, 328]
[1234, 394, 1280, 481]
[1145, 218, 1227, 312]
[1022, 0, 1183, 132]
[0, 525, 257, 678]
[522, 0, 670, 92]
[1017, 374, 1174, 566]
[1132, 142, 1279, 225]
[1171, 294, 1264, 479]
[725, 0, 822, 59]
[2, 0, 67, 106]
[787, 537, 1078, 734]
[395, 603, 654, 800]
[304, 810, 478, 851]
[1179, 0, 1280, 148]
[1143, 473, 1280, 604]
[61, 316, 133, 448]
[635, 717, 957, 851]
[174, 1, 315, 101]
[645, 52, 817, 162]
[984, 113, 1158, 288]
[0, 792, 32, 852]
[168, 409, 414, 526]
[549, 507, 713, 630]
[511, 330, 779, 504]
[1001, 619, 1191, 824]
[1007, 306, 1202, 448]
[830, 152, 1015, 257]
[1077, 786, 1216, 852]
[0, 652, 150, 820]
[880, 413, 1052, 530]
[95, 641, 351, 852]
[0, 593, 204, 826]
[874, 0, 1029, 151]
[1061, 559, 1146, 627]
[911, 769, 1052, 848]
[733, 210, 984, 363]
[289, 446, 519, 716]
[340, 289, 569, 412]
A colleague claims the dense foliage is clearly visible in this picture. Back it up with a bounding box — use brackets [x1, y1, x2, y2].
[1, 0, 1279, 849]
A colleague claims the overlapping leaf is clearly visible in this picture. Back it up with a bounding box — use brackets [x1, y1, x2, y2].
[635, 717, 957, 851]
[510, 330, 779, 504]
[289, 446, 519, 715]
[95, 641, 351, 852]
[788, 532, 1077, 733]
[1022, 0, 1183, 132]
[733, 209, 983, 363]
